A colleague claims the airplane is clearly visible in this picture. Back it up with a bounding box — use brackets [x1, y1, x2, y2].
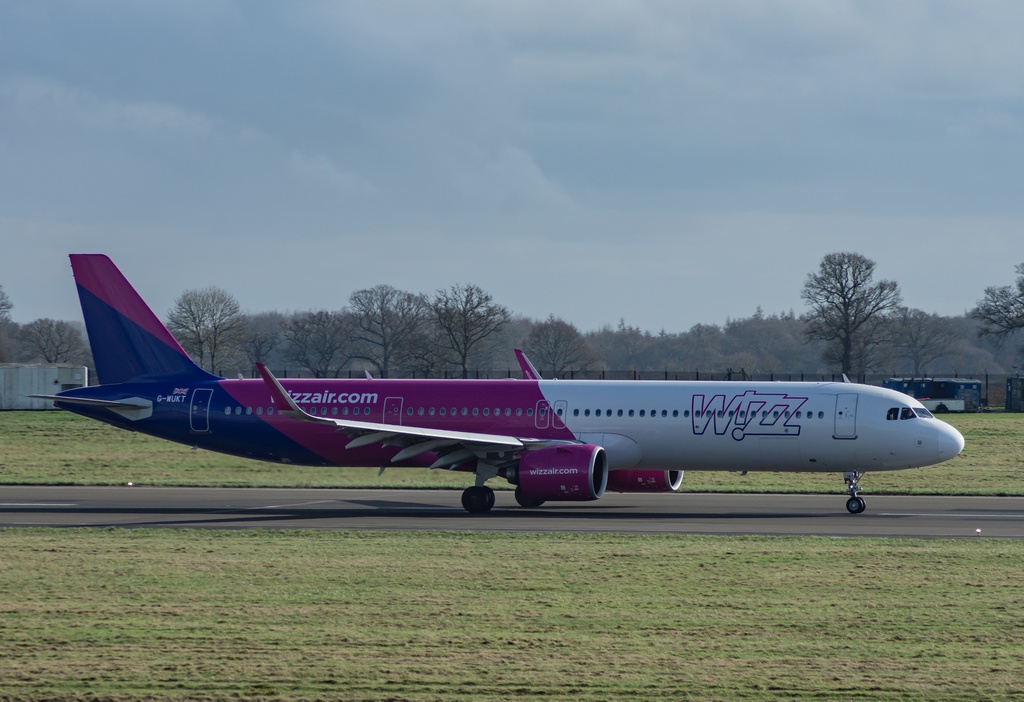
[35, 254, 965, 515]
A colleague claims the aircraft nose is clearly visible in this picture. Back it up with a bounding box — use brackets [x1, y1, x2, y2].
[938, 424, 965, 458]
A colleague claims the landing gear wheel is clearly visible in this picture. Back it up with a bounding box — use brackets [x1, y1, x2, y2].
[514, 486, 545, 508]
[461, 485, 495, 514]
[843, 471, 866, 515]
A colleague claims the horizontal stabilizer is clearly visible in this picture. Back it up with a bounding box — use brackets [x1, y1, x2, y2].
[29, 394, 154, 421]
[28, 394, 151, 410]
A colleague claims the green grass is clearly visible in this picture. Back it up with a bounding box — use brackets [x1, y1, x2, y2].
[2, 529, 1023, 701]
[0, 410, 1020, 495]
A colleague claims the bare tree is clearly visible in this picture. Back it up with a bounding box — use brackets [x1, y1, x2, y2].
[891, 308, 958, 375]
[349, 284, 427, 378]
[973, 262, 1024, 361]
[0, 283, 10, 323]
[280, 310, 355, 378]
[166, 287, 246, 374]
[429, 283, 511, 378]
[524, 315, 594, 376]
[0, 283, 12, 362]
[801, 252, 902, 375]
[18, 318, 88, 363]
[242, 312, 284, 370]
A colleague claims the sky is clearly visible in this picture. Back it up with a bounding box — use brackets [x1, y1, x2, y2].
[2, 1, 1023, 334]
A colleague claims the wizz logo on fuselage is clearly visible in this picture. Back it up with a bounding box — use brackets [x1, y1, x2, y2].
[692, 390, 809, 440]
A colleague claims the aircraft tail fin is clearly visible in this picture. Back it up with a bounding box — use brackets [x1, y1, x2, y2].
[70, 254, 219, 385]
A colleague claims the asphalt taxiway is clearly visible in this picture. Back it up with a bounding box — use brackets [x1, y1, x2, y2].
[1, 486, 1022, 538]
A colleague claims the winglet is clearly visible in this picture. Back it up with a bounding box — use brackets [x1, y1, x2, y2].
[514, 349, 542, 380]
[255, 363, 333, 424]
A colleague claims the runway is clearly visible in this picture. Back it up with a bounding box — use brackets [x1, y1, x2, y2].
[1, 486, 1022, 537]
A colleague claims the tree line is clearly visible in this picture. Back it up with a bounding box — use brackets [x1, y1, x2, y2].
[2, 253, 1023, 379]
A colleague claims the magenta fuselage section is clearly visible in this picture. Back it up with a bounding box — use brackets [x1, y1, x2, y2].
[214, 377, 575, 467]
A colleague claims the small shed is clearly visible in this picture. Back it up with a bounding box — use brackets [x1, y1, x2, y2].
[1007, 377, 1024, 412]
[0, 364, 90, 410]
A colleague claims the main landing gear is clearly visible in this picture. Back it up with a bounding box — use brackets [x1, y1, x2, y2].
[461, 485, 495, 514]
[844, 471, 866, 514]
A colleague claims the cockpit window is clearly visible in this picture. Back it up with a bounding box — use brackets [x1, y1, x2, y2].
[914, 408, 934, 419]
[900, 407, 916, 420]
[886, 408, 899, 421]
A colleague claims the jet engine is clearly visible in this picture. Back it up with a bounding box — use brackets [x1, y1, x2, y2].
[509, 444, 608, 503]
[606, 469, 683, 493]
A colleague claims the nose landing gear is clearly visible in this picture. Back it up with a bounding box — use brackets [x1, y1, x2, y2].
[844, 471, 866, 514]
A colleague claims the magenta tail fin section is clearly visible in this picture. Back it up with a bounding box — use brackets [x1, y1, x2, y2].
[70, 254, 218, 385]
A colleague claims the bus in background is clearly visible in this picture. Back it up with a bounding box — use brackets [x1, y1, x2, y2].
[884, 377, 982, 413]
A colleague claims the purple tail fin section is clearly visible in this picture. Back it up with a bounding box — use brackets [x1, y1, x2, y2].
[70, 254, 218, 385]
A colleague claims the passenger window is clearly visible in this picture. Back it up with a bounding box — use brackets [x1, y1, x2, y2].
[573, 409, 580, 417]
[618, 409, 624, 417]
[584, 409, 591, 417]
[440, 407, 447, 416]
[628, 409, 635, 417]
[639, 410, 645, 417]
[595, 409, 601, 417]
[483, 408, 490, 416]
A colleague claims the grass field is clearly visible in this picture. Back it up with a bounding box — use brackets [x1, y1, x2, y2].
[0, 410, 1020, 495]
[3, 411, 1023, 700]
[2, 529, 1023, 701]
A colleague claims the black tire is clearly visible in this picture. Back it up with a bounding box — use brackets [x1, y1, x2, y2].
[514, 486, 545, 508]
[846, 496, 866, 514]
[461, 486, 494, 514]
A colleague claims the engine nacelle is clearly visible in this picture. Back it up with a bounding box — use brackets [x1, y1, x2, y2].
[606, 469, 683, 493]
[511, 444, 608, 502]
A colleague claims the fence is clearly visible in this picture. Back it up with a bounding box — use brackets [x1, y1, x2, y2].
[253, 367, 1017, 408]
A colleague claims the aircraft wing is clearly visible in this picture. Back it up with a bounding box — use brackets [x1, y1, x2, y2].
[255, 363, 563, 468]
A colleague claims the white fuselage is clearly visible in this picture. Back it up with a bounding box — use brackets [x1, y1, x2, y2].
[538, 380, 964, 473]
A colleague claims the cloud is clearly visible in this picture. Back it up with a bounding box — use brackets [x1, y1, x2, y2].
[3, 75, 218, 137]
[288, 151, 376, 197]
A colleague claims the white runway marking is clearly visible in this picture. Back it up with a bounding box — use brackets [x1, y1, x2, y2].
[880, 512, 1024, 519]
[0, 503, 77, 507]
